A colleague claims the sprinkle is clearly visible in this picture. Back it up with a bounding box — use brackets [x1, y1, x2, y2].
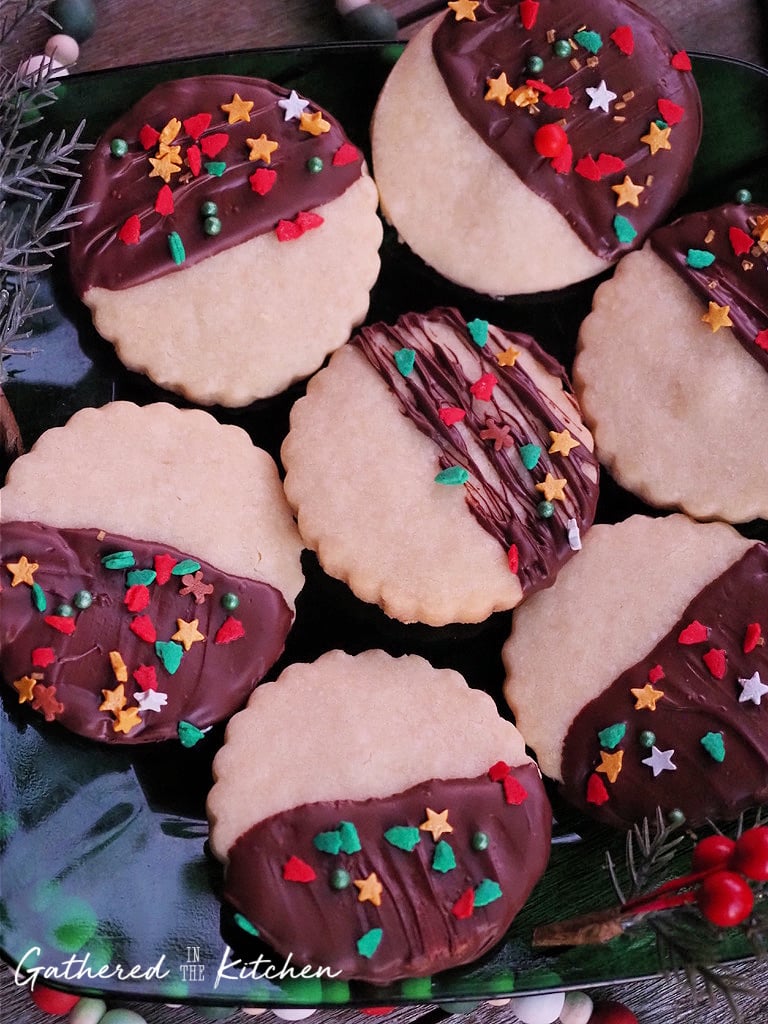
[148, 152, 181, 183]
[479, 419, 513, 450]
[99, 683, 127, 714]
[32, 647, 55, 668]
[552, 38, 572, 58]
[567, 518, 582, 551]
[729, 226, 754, 256]
[31, 684, 65, 722]
[221, 592, 240, 611]
[44, 614, 76, 635]
[438, 406, 465, 426]
[170, 617, 205, 652]
[598, 722, 627, 749]
[203, 217, 222, 238]
[178, 721, 206, 747]
[113, 706, 143, 735]
[204, 161, 226, 177]
[431, 841, 456, 873]
[154, 184, 174, 216]
[133, 665, 158, 691]
[686, 248, 715, 268]
[612, 175, 645, 207]
[508, 544, 519, 574]
[586, 773, 610, 805]
[671, 50, 692, 71]
[332, 142, 359, 166]
[172, 559, 201, 576]
[130, 615, 157, 643]
[307, 156, 324, 174]
[339, 821, 361, 854]
[451, 888, 475, 919]
[657, 98, 685, 125]
[356, 928, 383, 958]
[519, 443, 542, 469]
[574, 29, 602, 53]
[13, 675, 37, 703]
[496, 346, 520, 367]
[631, 683, 664, 711]
[56, 603, 73, 618]
[234, 913, 260, 937]
[575, 155, 601, 181]
[639, 730, 656, 748]
[469, 372, 498, 401]
[641, 122, 672, 155]
[537, 500, 555, 519]
[167, 232, 186, 265]
[703, 648, 727, 679]
[610, 25, 634, 54]
[330, 869, 351, 890]
[474, 879, 503, 907]
[596, 749, 624, 784]
[535, 472, 567, 502]
[155, 640, 184, 674]
[744, 622, 762, 653]
[299, 110, 331, 136]
[186, 145, 202, 176]
[124, 584, 150, 612]
[738, 671, 767, 705]
[543, 86, 573, 109]
[519, 0, 539, 30]
[138, 124, 160, 150]
[278, 89, 309, 120]
[109, 650, 128, 683]
[215, 616, 245, 644]
[154, 554, 176, 583]
[597, 154, 626, 176]
[246, 133, 279, 163]
[183, 112, 211, 139]
[275, 211, 324, 241]
[488, 761, 510, 782]
[201, 133, 228, 158]
[550, 142, 573, 174]
[642, 746, 677, 776]
[678, 620, 709, 644]
[118, 214, 141, 245]
[419, 808, 453, 841]
[586, 80, 616, 112]
[31, 583, 46, 612]
[756, 330, 768, 351]
[650, 663, 665, 681]
[394, 347, 416, 376]
[384, 826, 421, 851]
[700, 731, 726, 762]
[435, 466, 469, 486]
[485, 72, 514, 106]
[126, 569, 156, 587]
[611, 214, 635, 249]
[221, 93, 254, 124]
[472, 831, 489, 851]
[702, 302, 731, 332]
[502, 774, 528, 805]
[548, 428, 580, 456]
[314, 829, 343, 855]
[467, 318, 489, 346]
[354, 872, 383, 905]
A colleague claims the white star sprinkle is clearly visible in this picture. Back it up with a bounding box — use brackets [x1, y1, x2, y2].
[135, 689, 168, 713]
[642, 745, 677, 777]
[586, 79, 617, 113]
[567, 518, 582, 551]
[738, 671, 768, 706]
[277, 89, 309, 121]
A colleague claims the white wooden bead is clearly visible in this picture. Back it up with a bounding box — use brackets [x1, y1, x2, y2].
[559, 991, 594, 1024]
[336, 0, 369, 14]
[67, 997, 108, 1024]
[243, 1010, 268, 1017]
[272, 1011, 316, 1020]
[17, 54, 69, 79]
[508, 991, 566, 1024]
[486, 999, 511, 1006]
[45, 33, 80, 65]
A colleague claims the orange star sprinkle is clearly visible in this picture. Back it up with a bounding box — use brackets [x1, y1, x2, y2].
[354, 872, 384, 907]
[511, 84, 540, 108]
[596, 749, 624, 784]
[701, 302, 733, 332]
[631, 683, 665, 711]
[535, 472, 567, 502]
[548, 429, 581, 457]
[13, 675, 37, 703]
[99, 683, 127, 714]
[172, 618, 205, 651]
[640, 122, 672, 155]
[113, 705, 143, 735]
[448, 0, 479, 20]
[148, 151, 182, 183]
[246, 133, 279, 163]
[221, 92, 254, 124]
[299, 110, 331, 136]
[419, 808, 453, 841]
[611, 175, 645, 208]
[5, 555, 39, 586]
[485, 72, 514, 106]
[496, 346, 520, 367]
[753, 214, 768, 244]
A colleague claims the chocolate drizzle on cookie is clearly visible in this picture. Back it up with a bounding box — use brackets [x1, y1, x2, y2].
[432, 0, 701, 262]
[649, 203, 768, 374]
[223, 764, 551, 983]
[559, 542, 768, 829]
[352, 308, 599, 596]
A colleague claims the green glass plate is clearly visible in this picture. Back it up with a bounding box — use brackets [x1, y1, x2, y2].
[1, 42, 767, 1010]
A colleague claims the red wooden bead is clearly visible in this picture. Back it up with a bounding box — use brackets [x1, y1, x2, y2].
[731, 826, 768, 881]
[691, 833, 736, 871]
[697, 870, 754, 927]
[30, 986, 81, 1014]
[588, 1000, 639, 1024]
[533, 123, 568, 158]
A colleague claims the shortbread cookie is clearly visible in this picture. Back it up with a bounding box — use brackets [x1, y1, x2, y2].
[503, 514, 768, 829]
[208, 649, 551, 983]
[69, 75, 382, 406]
[574, 203, 768, 523]
[0, 402, 304, 743]
[281, 307, 599, 626]
[371, 0, 701, 296]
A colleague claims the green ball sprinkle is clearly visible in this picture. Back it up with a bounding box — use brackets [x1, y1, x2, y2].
[553, 38, 572, 58]
[735, 188, 752, 204]
[203, 216, 222, 236]
[56, 603, 74, 618]
[200, 200, 218, 217]
[221, 592, 240, 611]
[668, 808, 685, 826]
[73, 590, 93, 609]
[639, 730, 656, 748]
[526, 55, 544, 74]
[110, 138, 128, 158]
[471, 831, 489, 851]
[330, 869, 351, 890]
[537, 499, 555, 519]
[307, 156, 324, 174]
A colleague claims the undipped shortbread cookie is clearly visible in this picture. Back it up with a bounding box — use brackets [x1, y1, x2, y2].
[0, 402, 304, 743]
[207, 649, 551, 983]
[69, 74, 382, 406]
[371, 0, 701, 296]
[574, 203, 768, 523]
[281, 307, 600, 626]
[503, 514, 768, 829]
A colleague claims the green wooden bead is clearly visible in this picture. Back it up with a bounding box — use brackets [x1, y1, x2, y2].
[735, 188, 752, 204]
[110, 138, 128, 158]
[51, 0, 96, 43]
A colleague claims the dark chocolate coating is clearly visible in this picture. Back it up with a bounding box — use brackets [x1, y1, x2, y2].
[224, 765, 551, 983]
[1, 521, 293, 743]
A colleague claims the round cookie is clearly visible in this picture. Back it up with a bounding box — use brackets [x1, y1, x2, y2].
[0, 402, 304, 743]
[574, 203, 768, 523]
[69, 74, 382, 406]
[503, 514, 768, 829]
[281, 307, 599, 626]
[207, 648, 552, 983]
[371, 0, 701, 296]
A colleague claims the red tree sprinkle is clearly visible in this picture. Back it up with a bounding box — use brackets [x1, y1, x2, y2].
[130, 615, 157, 643]
[678, 620, 709, 645]
[703, 648, 727, 679]
[671, 51, 692, 71]
[186, 145, 202, 177]
[550, 143, 573, 174]
[757, 330, 768, 352]
[44, 615, 76, 635]
[452, 887, 475, 919]
[744, 622, 762, 653]
[657, 98, 685, 125]
[32, 647, 56, 667]
[124, 584, 151, 613]
[503, 774, 528, 805]
[470, 373, 498, 401]
[283, 856, 316, 883]
[519, 1, 539, 31]
[133, 665, 158, 691]
[332, 142, 359, 166]
[201, 133, 228, 158]
[183, 112, 212, 140]
[596, 153, 625, 175]
[250, 167, 277, 195]
[610, 25, 634, 55]
[154, 553, 177, 584]
[575, 155, 601, 181]
[587, 773, 610, 806]
[215, 617, 245, 645]
[118, 215, 141, 245]
[154, 184, 174, 216]
[647, 664, 665, 683]
[729, 226, 754, 256]
[543, 86, 572, 110]
[439, 407, 466, 426]
[488, 760, 511, 783]
[138, 123, 160, 150]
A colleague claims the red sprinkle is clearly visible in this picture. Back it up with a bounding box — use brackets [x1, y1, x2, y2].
[250, 167, 277, 195]
[671, 50, 692, 71]
[657, 98, 685, 125]
[596, 153, 625, 176]
[508, 544, 519, 574]
[138, 123, 160, 150]
[118, 214, 141, 245]
[215, 616, 246, 645]
[526, 78, 551, 94]
[729, 226, 754, 256]
[744, 622, 762, 653]
[550, 142, 573, 174]
[610, 25, 635, 55]
[133, 665, 158, 691]
[124, 584, 151, 613]
[451, 887, 475, 919]
[283, 856, 316, 883]
[332, 142, 359, 166]
[469, 373, 498, 401]
[296, 210, 324, 232]
[154, 553, 176, 585]
[32, 647, 56, 667]
[678, 620, 709, 645]
[488, 760, 511, 783]
[186, 145, 202, 177]
[130, 615, 157, 644]
[183, 112, 211, 140]
[503, 774, 528, 805]
[154, 184, 174, 216]
[703, 648, 727, 679]
[519, 0, 539, 30]
[44, 615, 76, 635]
[575, 155, 601, 181]
[757, 330, 768, 352]
[534, 123, 568, 158]
[543, 86, 572, 110]
[275, 211, 324, 241]
[438, 406, 466, 426]
[647, 664, 665, 684]
[201, 133, 228, 158]
[587, 772, 610, 806]
[361, 1009, 395, 1017]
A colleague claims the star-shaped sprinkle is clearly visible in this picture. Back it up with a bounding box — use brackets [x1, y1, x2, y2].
[354, 872, 383, 907]
[158, 118, 181, 145]
[419, 808, 453, 841]
[642, 745, 677, 776]
[100, 684, 127, 714]
[278, 89, 309, 121]
[5, 555, 39, 586]
[109, 650, 128, 682]
[596, 749, 624, 784]
[640, 121, 672, 155]
[31, 683, 64, 722]
[299, 110, 331, 136]
[148, 151, 182, 183]
[13, 675, 37, 703]
[221, 93, 253, 124]
[179, 571, 214, 604]
[448, 0, 479, 20]
[246, 133, 279, 163]
[496, 346, 520, 367]
[171, 618, 205, 651]
[738, 671, 768, 705]
[701, 302, 733, 332]
[753, 213, 768, 244]
[535, 473, 567, 502]
[586, 79, 617, 112]
[612, 175, 645, 207]
[548, 428, 581, 457]
[135, 689, 169, 713]
[485, 72, 514, 106]
[631, 683, 665, 710]
[113, 705, 143, 735]
[480, 418, 514, 451]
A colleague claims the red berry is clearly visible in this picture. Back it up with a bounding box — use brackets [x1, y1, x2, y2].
[692, 833, 736, 871]
[30, 986, 81, 1014]
[588, 999, 639, 1024]
[731, 826, 768, 881]
[533, 123, 568, 157]
[696, 870, 754, 927]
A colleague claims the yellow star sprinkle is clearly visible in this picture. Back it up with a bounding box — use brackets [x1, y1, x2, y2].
[447, 0, 479, 20]
[158, 117, 181, 146]
[156, 142, 183, 165]
[113, 705, 143, 735]
[611, 175, 645, 208]
[6, 555, 39, 586]
[596, 749, 624, 784]
[419, 808, 454, 841]
[172, 618, 205, 652]
[631, 683, 665, 711]
[109, 651, 128, 683]
[753, 214, 768, 244]
[354, 872, 383, 907]
[640, 121, 672, 155]
[496, 346, 520, 367]
[246, 133, 279, 163]
[148, 151, 182, 183]
[221, 92, 254, 125]
[13, 675, 37, 703]
[299, 110, 331, 137]
[485, 72, 514, 107]
[701, 301, 733, 332]
[511, 84, 540, 108]
[535, 472, 567, 502]
[548, 429, 581, 457]
[99, 683, 127, 714]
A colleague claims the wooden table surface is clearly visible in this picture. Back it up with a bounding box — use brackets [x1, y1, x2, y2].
[2, 1, 768, 1022]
